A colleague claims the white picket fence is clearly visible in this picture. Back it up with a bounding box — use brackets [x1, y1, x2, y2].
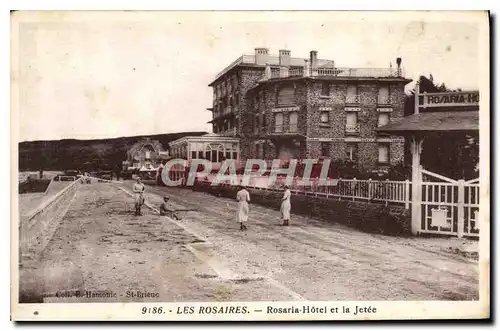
[419, 175, 480, 238]
[201, 175, 411, 208]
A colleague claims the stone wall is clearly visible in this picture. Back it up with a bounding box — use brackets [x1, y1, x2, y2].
[241, 77, 407, 171]
[19, 179, 81, 302]
[195, 182, 411, 236]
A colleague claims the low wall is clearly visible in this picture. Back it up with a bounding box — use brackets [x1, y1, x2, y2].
[195, 182, 411, 236]
[19, 180, 80, 303]
[19, 179, 81, 261]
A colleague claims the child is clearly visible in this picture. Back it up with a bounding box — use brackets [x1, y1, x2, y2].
[159, 196, 170, 216]
[159, 196, 180, 220]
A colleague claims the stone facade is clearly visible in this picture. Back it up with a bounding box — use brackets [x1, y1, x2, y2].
[208, 49, 411, 172]
[240, 77, 408, 171]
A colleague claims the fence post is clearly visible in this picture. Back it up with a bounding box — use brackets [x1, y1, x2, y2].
[368, 178, 372, 201]
[457, 179, 465, 238]
[352, 178, 356, 201]
[385, 178, 389, 206]
[405, 179, 410, 210]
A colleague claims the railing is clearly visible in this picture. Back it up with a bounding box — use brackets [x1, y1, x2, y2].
[200, 175, 410, 208]
[289, 68, 304, 77]
[377, 97, 393, 105]
[264, 67, 404, 80]
[345, 124, 360, 134]
[214, 53, 404, 82]
[316, 68, 346, 76]
[346, 95, 360, 104]
[272, 124, 299, 134]
[270, 69, 280, 79]
[315, 67, 403, 78]
[219, 127, 237, 137]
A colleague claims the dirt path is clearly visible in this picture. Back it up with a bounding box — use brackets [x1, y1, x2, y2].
[36, 181, 478, 302]
[122, 182, 479, 301]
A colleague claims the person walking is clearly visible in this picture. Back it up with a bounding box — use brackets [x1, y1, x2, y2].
[133, 177, 145, 216]
[236, 185, 250, 231]
[280, 185, 291, 226]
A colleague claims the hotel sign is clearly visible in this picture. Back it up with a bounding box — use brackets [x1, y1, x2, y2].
[422, 91, 479, 108]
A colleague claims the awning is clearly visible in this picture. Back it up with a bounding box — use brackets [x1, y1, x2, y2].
[377, 111, 479, 135]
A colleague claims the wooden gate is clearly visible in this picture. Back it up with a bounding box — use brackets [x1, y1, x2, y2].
[419, 169, 479, 238]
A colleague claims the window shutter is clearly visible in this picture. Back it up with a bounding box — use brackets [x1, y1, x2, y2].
[275, 113, 284, 132]
[347, 85, 357, 97]
[378, 86, 390, 103]
[378, 113, 390, 127]
[277, 86, 295, 105]
[320, 111, 329, 123]
[378, 144, 389, 163]
[289, 112, 298, 132]
[346, 112, 357, 126]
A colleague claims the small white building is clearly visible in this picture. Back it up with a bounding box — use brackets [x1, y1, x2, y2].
[167, 133, 241, 182]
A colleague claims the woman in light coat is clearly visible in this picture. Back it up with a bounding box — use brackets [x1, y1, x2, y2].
[236, 185, 250, 230]
[280, 185, 291, 226]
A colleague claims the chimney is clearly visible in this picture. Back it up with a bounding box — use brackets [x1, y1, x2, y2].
[279, 49, 291, 67]
[310, 50, 318, 76]
[279, 49, 291, 77]
[255, 48, 269, 65]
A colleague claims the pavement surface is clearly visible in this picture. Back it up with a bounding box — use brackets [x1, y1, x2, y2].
[38, 181, 479, 302]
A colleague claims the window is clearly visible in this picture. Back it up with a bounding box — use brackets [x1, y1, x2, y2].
[346, 112, 358, 126]
[378, 113, 390, 127]
[205, 151, 210, 160]
[218, 151, 225, 162]
[225, 150, 231, 159]
[211, 150, 218, 162]
[321, 142, 331, 157]
[232, 151, 238, 160]
[261, 113, 266, 128]
[346, 85, 358, 103]
[320, 111, 329, 124]
[277, 85, 295, 105]
[346, 143, 358, 162]
[321, 83, 330, 96]
[275, 113, 284, 132]
[378, 86, 390, 104]
[191, 151, 197, 160]
[198, 151, 204, 159]
[145, 151, 151, 159]
[378, 144, 390, 163]
[289, 111, 298, 133]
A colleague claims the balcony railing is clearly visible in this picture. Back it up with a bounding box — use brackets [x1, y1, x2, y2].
[219, 127, 237, 137]
[289, 68, 304, 77]
[262, 66, 404, 81]
[345, 124, 360, 134]
[345, 95, 361, 104]
[273, 124, 299, 134]
[377, 97, 393, 105]
[214, 52, 405, 82]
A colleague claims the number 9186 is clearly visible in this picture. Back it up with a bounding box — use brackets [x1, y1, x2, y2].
[142, 307, 164, 314]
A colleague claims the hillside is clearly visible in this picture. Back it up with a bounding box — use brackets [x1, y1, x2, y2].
[18, 131, 207, 171]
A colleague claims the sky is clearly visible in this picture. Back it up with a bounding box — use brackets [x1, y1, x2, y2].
[13, 11, 486, 142]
